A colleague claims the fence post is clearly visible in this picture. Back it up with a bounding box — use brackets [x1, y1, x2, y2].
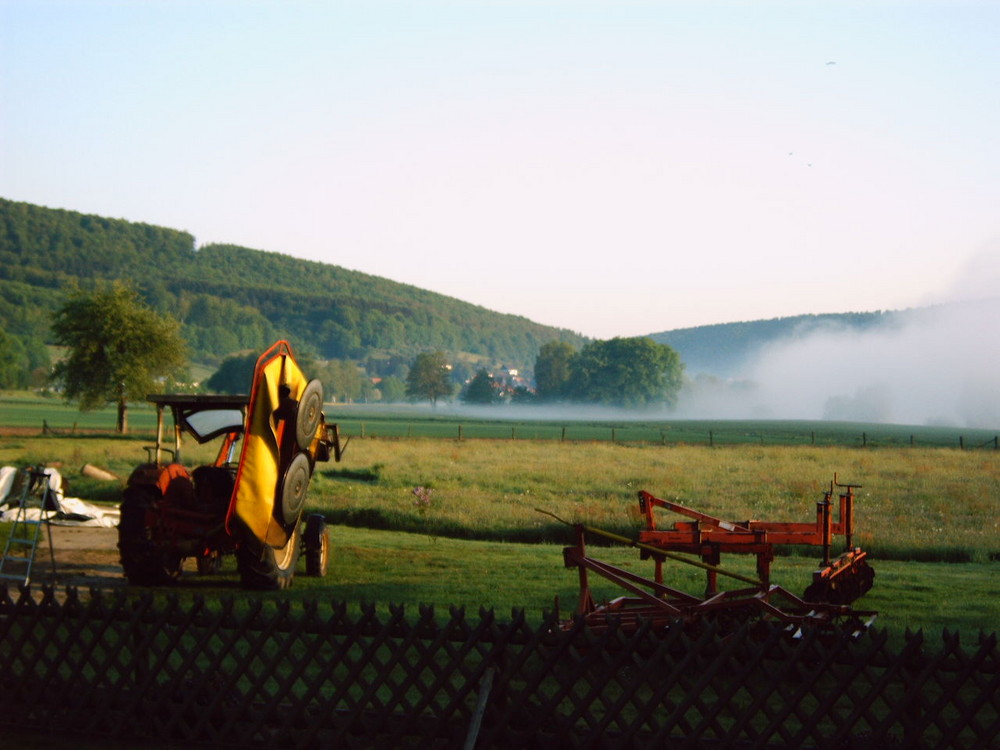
[361, 423, 366, 438]
[561, 426, 566, 442]
[464, 665, 496, 750]
[611, 428, 616, 443]
[959, 436, 964, 450]
[459, 425, 464, 441]
[709, 430, 714, 447]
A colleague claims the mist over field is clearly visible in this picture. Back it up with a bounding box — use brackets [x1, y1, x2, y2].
[675, 249, 1000, 428]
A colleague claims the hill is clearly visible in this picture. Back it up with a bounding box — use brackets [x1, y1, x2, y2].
[2, 197, 929, 399]
[0, 197, 585, 382]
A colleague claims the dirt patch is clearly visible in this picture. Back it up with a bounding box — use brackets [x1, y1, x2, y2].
[29, 525, 127, 589]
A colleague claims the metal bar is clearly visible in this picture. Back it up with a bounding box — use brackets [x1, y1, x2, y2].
[638, 490, 751, 532]
[566, 547, 699, 608]
[537, 509, 765, 587]
[155, 404, 165, 465]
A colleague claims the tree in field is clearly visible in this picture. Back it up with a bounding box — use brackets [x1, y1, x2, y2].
[569, 336, 684, 408]
[534, 340, 576, 401]
[50, 283, 187, 433]
[405, 351, 453, 406]
[462, 368, 501, 405]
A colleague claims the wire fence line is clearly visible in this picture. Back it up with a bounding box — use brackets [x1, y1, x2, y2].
[335, 419, 1000, 450]
[3, 394, 996, 449]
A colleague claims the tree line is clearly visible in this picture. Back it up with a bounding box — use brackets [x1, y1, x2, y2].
[41, 285, 685, 432]
[453, 338, 683, 408]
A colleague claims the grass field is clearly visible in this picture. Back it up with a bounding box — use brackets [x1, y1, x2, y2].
[2, 391, 998, 638]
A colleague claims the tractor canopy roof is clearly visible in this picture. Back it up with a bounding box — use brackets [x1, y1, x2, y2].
[146, 394, 249, 444]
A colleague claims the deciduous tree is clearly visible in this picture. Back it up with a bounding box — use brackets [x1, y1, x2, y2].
[321, 358, 364, 403]
[462, 368, 501, 404]
[378, 375, 406, 403]
[206, 351, 258, 394]
[534, 340, 576, 401]
[569, 337, 684, 408]
[405, 351, 453, 406]
[0, 329, 30, 389]
[50, 283, 187, 433]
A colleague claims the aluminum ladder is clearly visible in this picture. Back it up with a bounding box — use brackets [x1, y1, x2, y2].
[0, 467, 59, 586]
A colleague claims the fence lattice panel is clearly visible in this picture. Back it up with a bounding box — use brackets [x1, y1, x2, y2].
[1, 584, 997, 748]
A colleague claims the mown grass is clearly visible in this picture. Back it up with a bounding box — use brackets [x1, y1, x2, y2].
[3, 429, 999, 561]
[305, 437, 1000, 563]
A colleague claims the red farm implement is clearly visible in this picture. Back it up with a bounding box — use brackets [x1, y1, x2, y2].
[552, 475, 876, 635]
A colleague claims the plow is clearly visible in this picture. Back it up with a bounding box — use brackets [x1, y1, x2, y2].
[549, 475, 876, 635]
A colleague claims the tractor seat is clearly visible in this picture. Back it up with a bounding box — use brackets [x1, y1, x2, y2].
[192, 465, 235, 515]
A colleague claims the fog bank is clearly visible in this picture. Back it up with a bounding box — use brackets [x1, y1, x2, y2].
[674, 297, 1000, 427]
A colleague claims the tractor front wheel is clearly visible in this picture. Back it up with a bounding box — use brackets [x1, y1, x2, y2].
[303, 514, 329, 577]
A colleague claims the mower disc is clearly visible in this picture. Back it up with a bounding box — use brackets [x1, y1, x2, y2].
[279, 452, 311, 528]
[295, 379, 324, 452]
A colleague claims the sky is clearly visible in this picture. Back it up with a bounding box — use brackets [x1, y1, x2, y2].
[2, 1, 999, 341]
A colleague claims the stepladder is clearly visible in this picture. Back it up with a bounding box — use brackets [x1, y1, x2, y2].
[0, 466, 61, 586]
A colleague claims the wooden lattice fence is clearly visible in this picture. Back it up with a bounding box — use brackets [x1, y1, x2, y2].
[1, 584, 998, 748]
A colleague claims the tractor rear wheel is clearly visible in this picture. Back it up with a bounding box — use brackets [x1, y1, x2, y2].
[118, 487, 182, 586]
[236, 523, 300, 590]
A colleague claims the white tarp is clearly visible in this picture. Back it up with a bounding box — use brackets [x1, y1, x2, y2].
[0, 466, 119, 528]
[0, 465, 18, 504]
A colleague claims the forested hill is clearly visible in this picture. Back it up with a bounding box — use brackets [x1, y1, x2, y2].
[649, 311, 897, 377]
[0, 198, 585, 372]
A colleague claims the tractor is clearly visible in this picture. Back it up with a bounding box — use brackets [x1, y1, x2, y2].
[117, 341, 346, 589]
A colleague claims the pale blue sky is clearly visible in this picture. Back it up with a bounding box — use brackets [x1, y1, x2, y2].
[2, 1, 998, 339]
